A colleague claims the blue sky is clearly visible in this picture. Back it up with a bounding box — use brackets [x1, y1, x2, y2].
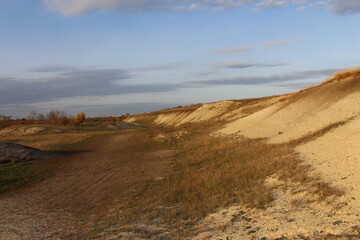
[1, 0, 360, 117]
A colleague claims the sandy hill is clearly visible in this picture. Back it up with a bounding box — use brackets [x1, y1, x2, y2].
[124, 67, 360, 238]
[126, 95, 284, 127]
[127, 68, 360, 145]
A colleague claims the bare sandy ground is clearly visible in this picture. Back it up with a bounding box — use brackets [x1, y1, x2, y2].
[297, 115, 360, 214]
[194, 177, 360, 239]
[0, 126, 46, 137]
[0, 132, 176, 240]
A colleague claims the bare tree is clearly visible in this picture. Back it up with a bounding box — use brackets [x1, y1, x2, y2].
[0, 115, 11, 121]
[37, 113, 46, 121]
[27, 110, 38, 121]
[47, 110, 71, 125]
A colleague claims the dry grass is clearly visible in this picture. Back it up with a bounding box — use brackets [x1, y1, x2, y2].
[322, 67, 360, 85]
[333, 67, 360, 80]
[156, 126, 342, 222]
[78, 123, 344, 239]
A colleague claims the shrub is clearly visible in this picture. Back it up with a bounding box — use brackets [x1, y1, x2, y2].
[46, 110, 71, 125]
[73, 113, 86, 125]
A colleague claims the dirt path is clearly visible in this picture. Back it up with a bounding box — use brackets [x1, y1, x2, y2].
[0, 130, 176, 240]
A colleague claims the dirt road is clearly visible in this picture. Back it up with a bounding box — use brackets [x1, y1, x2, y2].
[0, 130, 175, 240]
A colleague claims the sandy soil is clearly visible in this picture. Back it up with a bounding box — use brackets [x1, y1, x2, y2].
[194, 177, 360, 240]
[0, 131, 176, 240]
[0, 126, 46, 137]
[297, 115, 360, 213]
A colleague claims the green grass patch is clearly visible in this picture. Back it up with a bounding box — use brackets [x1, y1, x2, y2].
[0, 161, 57, 194]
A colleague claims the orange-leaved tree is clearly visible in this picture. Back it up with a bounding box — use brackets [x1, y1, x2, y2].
[73, 112, 86, 125]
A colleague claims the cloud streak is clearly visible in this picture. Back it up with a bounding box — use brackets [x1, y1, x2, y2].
[190, 68, 338, 86]
[214, 46, 255, 54]
[214, 40, 291, 54]
[0, 68, 180, 105]
[214, 62, 288, 69]
[134, 62, 188, 71]
[29, 65, 80, 73]
[0, 66, 338, 108]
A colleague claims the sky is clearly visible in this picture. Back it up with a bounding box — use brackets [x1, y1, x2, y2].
[1, 0, 360, 118]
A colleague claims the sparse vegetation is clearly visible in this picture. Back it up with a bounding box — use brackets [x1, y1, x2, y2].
[47, 110, 72, 125]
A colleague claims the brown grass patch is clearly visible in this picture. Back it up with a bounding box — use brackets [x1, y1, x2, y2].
[322, 67, 360, 85]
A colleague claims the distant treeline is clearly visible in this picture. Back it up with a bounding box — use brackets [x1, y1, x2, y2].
[0, 110, 128, 128]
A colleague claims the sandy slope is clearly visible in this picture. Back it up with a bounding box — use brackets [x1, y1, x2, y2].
[174, 101, 234, 125]
[126, 97, 282, 127]
[219, 78, 360, 143]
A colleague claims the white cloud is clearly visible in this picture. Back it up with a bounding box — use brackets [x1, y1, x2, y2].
[43, 0, 254, 15]
[43, 0, 171, 15]
[173, 3, 206, 11]
[42, 0, 360, 15]
[256, 0, 288, 9]
[297, 5, 309, 10]
[293, 0, 309, 4]
[329, 0, 360, 14]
